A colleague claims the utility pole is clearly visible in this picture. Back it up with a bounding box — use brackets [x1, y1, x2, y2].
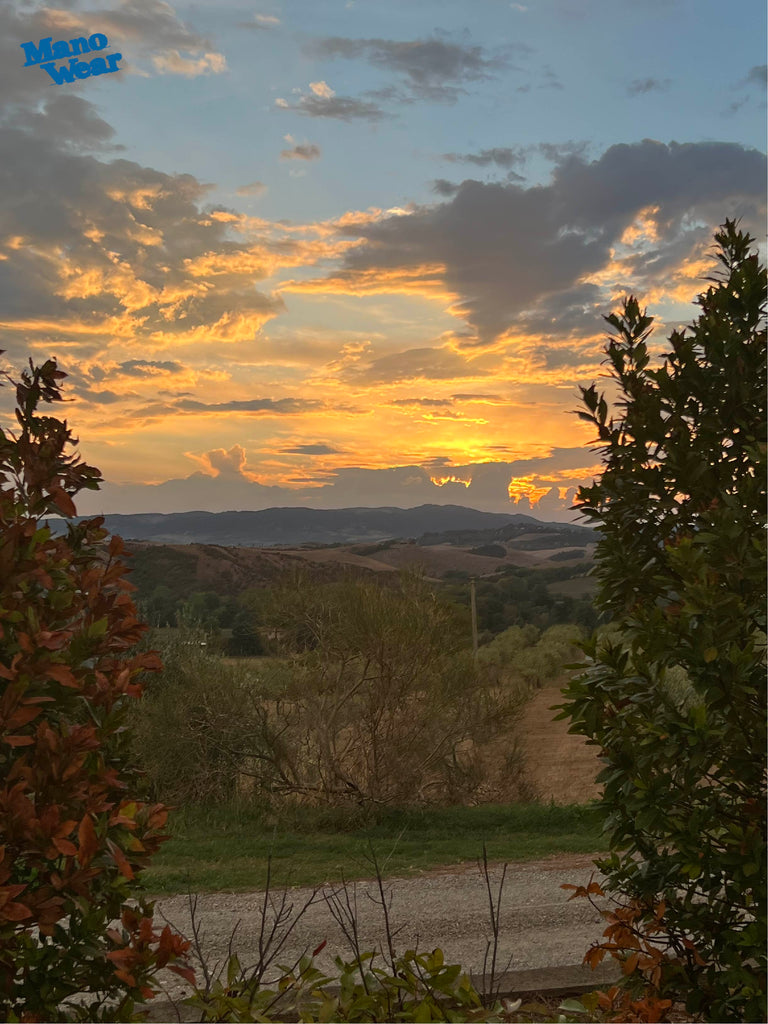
[470, 578, 478, 663]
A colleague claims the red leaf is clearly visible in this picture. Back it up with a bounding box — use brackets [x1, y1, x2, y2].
[6, 706, 42, 729]
[3, 735, 35, 747]
[169, 965, 196, 985]
[623, 951, 639, 975]
[51, 487, 76, 517]
[77, 814, 98, 867]
[45, 664, 79, 688]
[584, 945, 607, 969]
[1, 901, 32, 921]
[110, 842, 134, 880]
[53, 837, 77, 857]
[312, 939, 327, 957]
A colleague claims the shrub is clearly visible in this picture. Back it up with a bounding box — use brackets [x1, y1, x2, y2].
[560, 222, 767, 1022]
[130, 629, 275, 804]
[477, 623, 582, 688]
[260, 572, 520, 806]
[0, 357, 192, 1020]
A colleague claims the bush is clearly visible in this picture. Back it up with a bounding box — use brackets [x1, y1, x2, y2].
[130, 629, 276, 804]
[0, 357, 192, 1020]
[560, 222, 767, 1022]
[478, 624, 583, 687]
[260, 572, 520, 806]
[134, 574, 526, 810]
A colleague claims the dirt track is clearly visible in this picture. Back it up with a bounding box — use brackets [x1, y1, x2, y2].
[518, 683, 602, 804]
[152, 853, 609, 1005]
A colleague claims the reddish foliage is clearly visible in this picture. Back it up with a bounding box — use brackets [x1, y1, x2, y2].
[0, 356, 193, 1020]
[563, 879, 696, 1023]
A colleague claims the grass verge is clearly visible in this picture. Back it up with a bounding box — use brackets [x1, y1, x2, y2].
[140, 801, 604, 895]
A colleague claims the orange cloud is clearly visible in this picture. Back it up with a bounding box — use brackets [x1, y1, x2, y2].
[430, 473, 471, 488]
[280, 264, 456, 299]
[185, 444, 261, 480]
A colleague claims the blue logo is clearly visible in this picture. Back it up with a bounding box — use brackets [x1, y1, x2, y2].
[21, 33, 122, 85]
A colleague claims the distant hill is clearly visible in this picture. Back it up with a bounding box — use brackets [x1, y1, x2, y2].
[49, 504, 592, 548]
[110, 508, 598, 634]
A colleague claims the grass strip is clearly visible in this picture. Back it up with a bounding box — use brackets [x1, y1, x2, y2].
[141, 802, 604, 895]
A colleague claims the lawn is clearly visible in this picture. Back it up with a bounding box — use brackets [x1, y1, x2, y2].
[140, 801, 604, 895]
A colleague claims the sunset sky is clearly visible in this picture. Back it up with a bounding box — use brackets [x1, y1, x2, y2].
[0, 0, 765, 519]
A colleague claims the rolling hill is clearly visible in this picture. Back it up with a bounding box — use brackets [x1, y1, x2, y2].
[49, 504, 594, 549]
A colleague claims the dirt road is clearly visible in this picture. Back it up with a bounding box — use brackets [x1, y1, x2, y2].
[152, 852, 609, 1005]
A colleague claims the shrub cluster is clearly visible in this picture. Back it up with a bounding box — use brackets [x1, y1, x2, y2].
[133, 574, 533, 810]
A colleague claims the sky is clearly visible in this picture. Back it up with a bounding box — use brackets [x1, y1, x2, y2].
[0, 0, 765, 520]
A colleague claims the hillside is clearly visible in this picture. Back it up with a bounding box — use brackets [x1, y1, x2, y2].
[123, 511, 598, 641]
[49, 504, 593, 548]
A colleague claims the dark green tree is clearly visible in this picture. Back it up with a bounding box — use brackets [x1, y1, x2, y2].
[227, 608, 264, 656]
[560, 221, 766, 1022]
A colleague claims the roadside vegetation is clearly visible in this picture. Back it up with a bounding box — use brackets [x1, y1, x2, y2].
[142, 802, 603, 894]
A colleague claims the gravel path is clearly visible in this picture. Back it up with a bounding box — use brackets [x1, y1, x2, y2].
[152, 853, 609, 1005]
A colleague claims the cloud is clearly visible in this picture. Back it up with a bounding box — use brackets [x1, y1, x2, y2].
[328, 140, 766, 343]
[275, 92, 389, 121]
[77, 448, 601, 519]
[279, 443, 342, 455]
[152, 50, 227, 77]
[432, 179, 462, 196]
[441, 147, 525, 168]
[726, 65, 766, 114]
[451, 393, 504, 402]
[175, 397, 324, 415]
[191, 445, 258, 479]
[304, 34, 515, 102]
[744, 65, 766, 87]
[343, 346, 485, 385]
[4, 94, 119, 152]
[390, 397, 454, 407]
[238, 13, 281, 30]
[71, 386, 128, 405]
[236, 181, 268, 196]
[626, 77, 672, 95]
[309, 80, 335, 99]
[0, 123, 291, 354]
[280, 143, 322, 161]
[434, 141, 589, 192]
[117, 359, 184, 377]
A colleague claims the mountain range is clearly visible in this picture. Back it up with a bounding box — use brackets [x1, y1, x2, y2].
[49, 504, 594, 548]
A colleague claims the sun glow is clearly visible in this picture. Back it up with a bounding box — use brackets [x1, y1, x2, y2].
[507, 475, 553, 507]
[429, 474, 472, 488]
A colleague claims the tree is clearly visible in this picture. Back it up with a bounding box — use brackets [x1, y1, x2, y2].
[227, 608, 264, 656]
[258, 572, 518, 806]
[0, 357, 192, 1020]
[560, 221, 766, 1021]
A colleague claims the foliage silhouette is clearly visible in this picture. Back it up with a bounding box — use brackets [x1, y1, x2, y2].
[560, 221, 767, 1022]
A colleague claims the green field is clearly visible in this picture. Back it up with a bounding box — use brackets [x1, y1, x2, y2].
[140, 802, 604, 895]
